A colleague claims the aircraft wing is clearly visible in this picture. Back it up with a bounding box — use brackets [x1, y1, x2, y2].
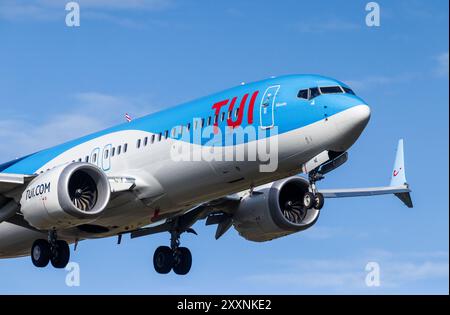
[0, 172, 136, 196]
[0, 173, 36, 195]
[319, 139, 413, 208]
[130, 194, 242, 240]
[0, 172, 136, 226]
[0, 174, 36, 223]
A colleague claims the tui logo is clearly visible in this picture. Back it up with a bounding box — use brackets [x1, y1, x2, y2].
[393, 167, 402, 177]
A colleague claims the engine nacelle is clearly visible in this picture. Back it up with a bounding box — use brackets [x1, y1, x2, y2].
[20, 163, 111, 230]
[232, 177, 320, 242]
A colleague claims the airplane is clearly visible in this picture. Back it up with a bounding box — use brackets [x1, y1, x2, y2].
[0, 74, 412, 275]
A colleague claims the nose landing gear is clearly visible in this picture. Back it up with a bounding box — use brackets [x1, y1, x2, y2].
[303, 171, 325, 210]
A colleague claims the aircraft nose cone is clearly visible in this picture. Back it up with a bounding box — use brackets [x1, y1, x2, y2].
[342, 104, 371, 132]
[356, 104, 371, 125]
[331, 104, 371, 152]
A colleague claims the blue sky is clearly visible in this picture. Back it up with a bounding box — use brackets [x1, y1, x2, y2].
[0, 0, 448, 294]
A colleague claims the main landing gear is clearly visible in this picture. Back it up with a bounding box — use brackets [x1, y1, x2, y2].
[303, 170, 325, 210]
[31, 230, 70, 269]
[153, 230, 192, 275]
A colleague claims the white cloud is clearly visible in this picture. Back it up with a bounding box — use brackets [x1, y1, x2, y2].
[0, 92, 155, 161]
[302, 226, 338, 240]
[435, 52, 449, 77]
[290, 19, 360, 33]
[302, 225, 369, 240]
[226, 8, 244, 18]
[0, 0, 173, 22]
[71, 0, 173, 10]
[343, 73, 416, 91]
[346, 55, 448, 91]
[246, 271, 363, 290]
[0, 1, 55, 21]
[244, 250, 449, 293]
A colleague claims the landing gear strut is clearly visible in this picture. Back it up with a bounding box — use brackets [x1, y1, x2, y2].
[153, 229, 192, 275]
[304, 170, 325, 210]
[31, 230, 70, 269]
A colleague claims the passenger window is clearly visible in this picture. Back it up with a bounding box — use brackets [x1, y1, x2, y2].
[124, 143, 128, 152]
[118, 146, 122, 155]
[187, 123, 191, 131]
[207, 117, 211, 126]
[158, 133, 162, 141]
[85, 156, 89, 162]
[137, 139, 141, 149]
[164, 130, 168, 139]
[144, 137, 148, 146]
[194, 120, 198, 130]
[112, 147, 115, 157]
[93, 154, 97, 163]
[310, 88, 321, 99]
[221, 112, 225, 121]
[151, 135, 155, 144]
[297, 89, 309, 99]
[201, 118, 205, 127]
[104, 150, 109, 159]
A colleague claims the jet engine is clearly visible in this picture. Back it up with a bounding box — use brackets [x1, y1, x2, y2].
[20, 163, 111, 230]
[232, 176, 320, 242]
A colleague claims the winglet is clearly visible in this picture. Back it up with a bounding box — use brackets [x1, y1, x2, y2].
[390, 139, 413, 208]
[390, 139, 407, 186]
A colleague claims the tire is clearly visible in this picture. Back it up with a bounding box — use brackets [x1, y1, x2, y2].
[50, 240, 70, 269]
[153, 246, 174, 274]
[303, 192, 315, 210]
[31, 239, 51, 268]
[173, 247, 192, 276]
[314, 193, 325, 210]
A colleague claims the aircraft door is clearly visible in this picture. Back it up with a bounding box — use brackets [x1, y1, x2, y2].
[260, 85, 280, 129]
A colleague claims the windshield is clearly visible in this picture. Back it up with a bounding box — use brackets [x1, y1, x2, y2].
[320, 86, 343, 94]
[298, 85, 356, 100]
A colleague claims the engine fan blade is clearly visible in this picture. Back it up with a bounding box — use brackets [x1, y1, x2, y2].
[283, 201, 308, 224]
[69, 172, 98, 211]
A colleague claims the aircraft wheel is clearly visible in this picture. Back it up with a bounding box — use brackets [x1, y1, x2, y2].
[50, 240, 70, 269]
[173, 247, 192, 275]
[314, 193, 325, 210]
[303, 192, 315, 210]
[31, 239, 51, 268]
[153, 246, 174, 274]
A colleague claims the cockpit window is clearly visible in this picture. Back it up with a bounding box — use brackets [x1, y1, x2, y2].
[320, 86, 344, 94]
[309, 87, 321, 99]
[342, 86, 355, 95]
[298, 87, 321, 100]
[298, 85, 356, 101]
[297, 89, 309, 99]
